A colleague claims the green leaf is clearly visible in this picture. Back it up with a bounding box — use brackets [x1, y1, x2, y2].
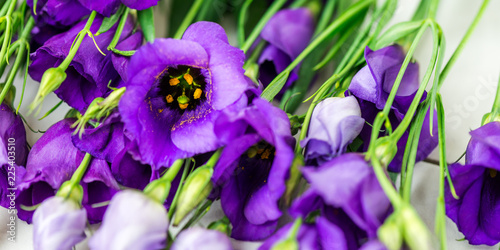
[261, 70, 290, 102]
[138, 7, 155, 42]
[97, 5, 126, 35]
[374, 20, 423, 50]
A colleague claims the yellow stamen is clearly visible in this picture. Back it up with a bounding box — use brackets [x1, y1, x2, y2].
[490, 169, 497, 178]
[193, 88, 202, 99]
[261, 149, 271, 160]
[179, 103, 189, 110]
[169, 78, 180, 86]
[184, 74, 193, 85]
[166, 95, 174, 103]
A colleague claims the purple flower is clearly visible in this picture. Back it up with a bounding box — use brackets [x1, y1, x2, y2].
[347, 45, 438, 172]
[33, 196, 87, 250]
[212, 96, 295, 240]
[299, 153, 391, 238]
[301, 96, 365, 166]
[29, 16, 143, 113]
[118, 21, 250, 171]
[88, 190, 169, 250]
[171, 227, 233, 250]
[258, 8, 314, 97]
[0, 103, 28, 209]
[78, 0, 159, 17]
[27, 0, 90, 27]
[71, 113, 153, 190]
[17, 119, 120, 223]
[445, 122, 500, 245]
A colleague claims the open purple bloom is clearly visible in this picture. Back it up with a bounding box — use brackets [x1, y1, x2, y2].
[27, 0, 90, 27]
[79, 0, 159, 17]
[211, 96, 295, 240]
[171, 227, 233, 250]
[347, 45, 438, 172]
[17, 119, 120, 223]
[445, 122, 500, 246]
[119, 21, 250, 171]
[88, 190, 169, 250]
[258, 8, 314, 97]
[29, 16, 143, 112]
[0, 103, 28, 209]
[301, 96, 365, 166]
[33, 196, 87, 250]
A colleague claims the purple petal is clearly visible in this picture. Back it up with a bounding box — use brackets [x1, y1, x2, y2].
[121, 0, 160, 10]
[78, 0, 121, 17]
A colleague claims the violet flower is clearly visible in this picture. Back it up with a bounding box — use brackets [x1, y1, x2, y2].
[17, 119, 120, 223]
[29, 16, 143, 113]
[118, 22, 250, 172]
[301, 96, 365, 166]
[347, 45, 438, 172]
[212, 96, 295, 240]
[32, 196, 87, 250]
[88, 190, 169, 250]
[171, 227, 233, 250]
[27, 0, 90, 27]
[0, 103, 28, 209]
[258, 8, 314, 98]
[445, 121, 500, 245]
[79, 0, 160, 17]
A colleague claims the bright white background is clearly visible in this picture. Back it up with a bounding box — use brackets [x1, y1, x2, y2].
[1, 0, 499, 249]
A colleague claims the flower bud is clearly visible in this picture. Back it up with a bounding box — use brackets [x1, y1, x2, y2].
[174, 165, 213, 226]
[96, 87, 126, 119]
[271, 238, 299, 250]
[31, 67, 67, 111]
[0, 83, 16, 106]
[33, 196, 87, 250]
[244, 62, 260, 85]
[482, 112, 500, 125]
[143, 179, 172, 204]
[56, 181, 84, 205]
[401, 206, 433, 250]
[374, 136, 398, 167]
[207, 217, 232, 236]
[377, 216, 403, 250]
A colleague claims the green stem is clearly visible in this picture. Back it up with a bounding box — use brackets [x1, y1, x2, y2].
[428, 0, 440, 19]
[314, 0, 337, 36]
[168, 160, 191, 219]
[107, 8, 130, 50]
[173, 0, 204, 39]
[206, 148, 222, 168]
[491, 71, 500, 118]
[162, 159, 185, 183]
[237, 0, 254, 47]
[70, 153, 92, 184]
[0, 0, 13, 17]
[240, 0, 287, 53]
[371, 157, 402, 209]
[58, 11, 97, 70]
[438, 0, 490, 89]
[435, 93, 447, 250]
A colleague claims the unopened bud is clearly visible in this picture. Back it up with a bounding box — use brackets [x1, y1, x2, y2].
[143, 180, 172, 204]
[31, 68, 67, 111]
[96, 87, 126, 119]
[244, 62, 259, 86]
[401, 206, 432, 250]
[56, 181, 84, 205]
[174, 165, 213, 226]
[378, 216, 403, 250]
[271, 238, 299, 250]
[207, 217, 231, 236]
[0, 83, 16, 106]
[374, 137, 398, 167]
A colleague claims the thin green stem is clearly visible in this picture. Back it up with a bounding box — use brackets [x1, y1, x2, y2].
[107, 8, 130, 50]
[428, 0, 440, 19]
[491, 71, 500, 118]
[371, 157, 403, 209]
[58, 11, 97, 70]
[163, 159, 185, 183]
[168, 160, 191, 219]
[435, 93, 447, 250]
[206, 148, 222, 168]
[70, 153, 92, 184]
[173, 0, 204, 39]
[314, 0, 336, 36]
[237, 0, 254, 47]
[240, 0, 287, 53]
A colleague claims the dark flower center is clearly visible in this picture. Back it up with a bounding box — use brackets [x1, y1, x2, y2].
[157, 65, 208, 112]
[490, 169, 497, 178]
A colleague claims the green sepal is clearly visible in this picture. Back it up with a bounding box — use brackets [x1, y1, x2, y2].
[0, 82, 15, 106]
[65, 108, 81, 119]
[261, 70, 290, 102]
[97, 5, 126, 35]
[56, 181, 84, 205]
[143, 179, 172, 204]
[138, 7, 155, 42]
[373, 20, 423, 50]
[207, 217, 232, 236]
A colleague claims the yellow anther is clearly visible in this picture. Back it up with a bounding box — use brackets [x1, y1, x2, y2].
[261, 149, 271, 160]
[490, 169, 497, 178]
[184, 74, 193, 85]
[179, 103, 189, 110]
[166, 95, 174, 103]
[169, 78, 180, 86]
[193, 88, 202, 99]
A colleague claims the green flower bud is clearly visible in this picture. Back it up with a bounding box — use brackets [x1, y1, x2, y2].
[377, 215, 403, 250]
[284, 154, 304, 205]
[0, 83, 16, 106]
[143, 179, 172, 204]
[400, 206, 433, 250]
[207, 217, 232, 236]
[56, 181, 84, 205]
[173, 165, 213, 226]
[482, 112, 500, 125]
[96, 87, 126, 119]
[374, 136, 398, 167]
[31, 67, 67, 111]
[244, 62, 259, 85]
[271, 238, 299, 250]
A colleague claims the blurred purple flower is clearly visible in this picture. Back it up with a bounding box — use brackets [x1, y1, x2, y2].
[33, 196, 87, 250]
[17, 119, 120, 223]
[301, 96, 365, 166]
[171, 227, 233, 250]
[88, 190, 169, 250]
[27, 0, 90, 27]
[347, 45, 438, 172]
[118, 21, 250, 171]
[29, 16, 143, 112]
[79, 0, 160, 17]
[445, 121, 500, 246]
[0, 103, 28, 209]
[258, 8, 314, 98]
[212, 96, 295, 241]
